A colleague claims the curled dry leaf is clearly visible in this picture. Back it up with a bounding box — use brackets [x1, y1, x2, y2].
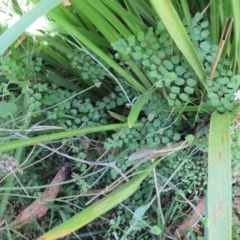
[10, 167, 67, 229]
[174, 197, 205, 238]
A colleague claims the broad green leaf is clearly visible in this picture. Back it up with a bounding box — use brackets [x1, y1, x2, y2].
[108, 111, 127, 123]
[206, 111, 231, 240]
[149, 0, 206, 87]
[127, 88, 154, 128]
[0, 0, 62, 55]
[37, 160, 160, 240]
[0, 101, 17, 119]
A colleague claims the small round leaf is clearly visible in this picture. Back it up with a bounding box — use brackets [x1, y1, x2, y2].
[184, 86, 194, 94]
[187, 78, 196, 87]
[175, 66, 185, 76]
[133, 52, 142, 60]
[180, 93, 189, 101]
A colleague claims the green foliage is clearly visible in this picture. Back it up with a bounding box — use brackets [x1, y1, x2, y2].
[1, 1, 239, 238]
[186, 134, 195, 143]
[67, 50, 108, 83]
[164, 152, 207, 194]
[0, 101, 17, 119]
[0, 56, 43, 83]
[103, 91, 191, 180]
[71, 173, 89, 192]
[112, 13, 240, 114]
[112, 16, 199, 107]
[231, 125, 240, 162]
[151, 225, 162, 235]
[206, 75, 240, 113]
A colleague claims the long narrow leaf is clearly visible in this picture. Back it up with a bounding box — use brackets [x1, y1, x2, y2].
[149, 0, 206, 87]
[210, 0, 220, 43]
[37, 160, 160, 240]
[0, 123, 143, 153]
[0, 0, 62, 55]
[128, 88, 154, 128]
[207, 111, 231, 240]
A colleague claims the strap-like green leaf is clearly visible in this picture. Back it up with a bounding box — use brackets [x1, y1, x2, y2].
[149, 0, 206, 87]
[207, 111, 231, 240]
[0, 0, 62, 55]
[108, 111, 127, 123]
[0, 123, 143, 153]
[37, 160, 160, 240]
[127, 88, 154, 128]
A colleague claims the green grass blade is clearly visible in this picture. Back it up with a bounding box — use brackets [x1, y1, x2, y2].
[179, 0, 191, 22]
[0, 0, 62, 55]
[210, 0, 220, 43]
[37, 160, 160, 240]
[128, 88, 154, 128]
[86, 0, 134, 39]
[130, 0, 156, 27]
[123, 0, 142, 21]
[207, 111, 231, 240]
[0, 123, 143, 153]
[229, 0, 240, 72]
[101, 0, 148, 33]
[35, 25, 109, 47]
[70, 0, 151, 90]
[36, 72, 83, 92]
[44, 13, 146, 92]
[149, 0, 206, 87]
[108, 111, 127, 123]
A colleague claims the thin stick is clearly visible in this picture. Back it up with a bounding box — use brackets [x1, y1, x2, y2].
[14, 132, 128, 181]
[151, 158, 165, 226]
[129, 141, 190, 161]
[209, 17, 233, 79]
[86, 141, 191, 205]
[86, 155, 149, 205]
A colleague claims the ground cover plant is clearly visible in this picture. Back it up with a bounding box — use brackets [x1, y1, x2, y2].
[0, 0, 240, 239]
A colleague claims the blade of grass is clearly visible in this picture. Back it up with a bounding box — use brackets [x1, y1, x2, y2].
[210, 0, 220, 43]
[35, 25, 109, 47]
[0, 0, 62, 55]
[30, 0, 148, 93]
[70, 0, 152, 90]
[86, 0, 134, 39]
[180, 0, 192, 22]
[171, 0, 184, 20]
[36, 72, 83, 93]
[207, 111, 231, 240]
[56, 3, 85, 28]
[37, 160, 160, 240]
[149, 0, 206, 87]
[108, 111, 127, 123]
[132, 2, 156, 27]
[0, 123, 143, 153]
[123, 0, 143, 22]
[229, 0, 240, 73]
[128, 88, 154, 128]
[101, 0, 149, 34]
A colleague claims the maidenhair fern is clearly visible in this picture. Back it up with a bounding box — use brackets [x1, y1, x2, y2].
[111, 12, 240, 114]
[67, 50, 108, 84]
